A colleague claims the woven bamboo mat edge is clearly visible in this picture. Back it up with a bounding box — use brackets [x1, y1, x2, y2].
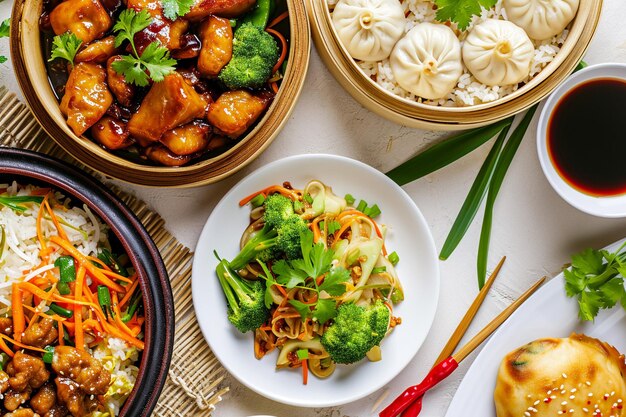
[0, 86, 229, 416]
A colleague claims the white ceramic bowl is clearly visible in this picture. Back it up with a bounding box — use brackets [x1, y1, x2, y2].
[536, 63, 626, 218]
[192, 154, 440, 407]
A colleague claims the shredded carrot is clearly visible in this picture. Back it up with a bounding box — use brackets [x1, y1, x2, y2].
[50, 236, 125, 292]
[268, 10, 289, 28]
[111, 292, 135, 338]
[98, 268, 133, 284]
[43, 199, 68, 241]
[302, 359, 308, 385]
[266, 28, 287, 74]
[58, 322, 65, 346]
[12, 284, 24, 343]
[270, 81, 279, 94]
[119, 278, 139, 308]
[273, 283, 288, 298]
[239, 185, 301, 206]
[102, 321, 144, 349]
[0, 337, 14, 357]
[334, 212, 388, 255]
[333, 219, 355, 242]
[74, 266, 85, 350]
[87, 256, 113, 271]
[310, 217, 323, 243]
[259, 325, 272, 331]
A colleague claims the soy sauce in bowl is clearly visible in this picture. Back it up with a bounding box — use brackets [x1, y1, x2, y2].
[547, 78, 626, 197]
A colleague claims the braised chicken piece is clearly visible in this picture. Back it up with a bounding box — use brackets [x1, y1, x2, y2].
[91, 116, 132, 150]
[160, 121, 212, 155]
[51, 346, 110, 396]
[145, 145, 192, 166]
[4, 390, 31, 412]
[206, 135, 228, 151]
[60, 63, 113, 136]
[185, 0, 256, 21]
[197, 16, 232, 77]
[106, 56, 135, 107]
[50, 0, 112, 43]
[54, 378, 99, 417]
[207, 90, 272, 138]
[44, 404, 70, 417]
[6, 353, 50, 392]
[0, 317, 13, 336]
[128, 72, 206, 145]
[30, 383, 56, 415]
[3, 407, 38, 417]
[75, 36, 117, 64]
[127, 0, 188, 53]
[22, 318, 58, 349]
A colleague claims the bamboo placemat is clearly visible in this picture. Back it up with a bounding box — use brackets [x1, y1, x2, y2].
[0, 86, 229, 416]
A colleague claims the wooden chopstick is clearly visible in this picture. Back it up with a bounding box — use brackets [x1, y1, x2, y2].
[434, 256, 506, 365]
[451, 276, 546, 363]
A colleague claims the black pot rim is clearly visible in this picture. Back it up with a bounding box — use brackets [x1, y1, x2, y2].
[0, 147, 175, 417]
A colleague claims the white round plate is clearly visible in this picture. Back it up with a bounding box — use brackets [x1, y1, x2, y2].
[536, 63, 626, 218]
[192, 154, 439, 407]
[445, 238, 626, 417]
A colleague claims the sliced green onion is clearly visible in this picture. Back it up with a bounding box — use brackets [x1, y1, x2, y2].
[327, 220, 341, 235]
[386, 118, 513, 186]
[122, 291, 142, 322]
[98, 248, 128, 277]
[0, 225, 5, 260]
[0, 195, 45, 213]
[344, 194, 355, 205]
[388, 251, 399, 266]
[57, 282, 71, 296]
[250, 193, 266, 208]
[364, 204, 381, 218]
[356, 200, 367, 212]
[54, 256, 76, 283]
[0, 352, 9, 369]
[296, 348, 309, 360]
[42, 346, 54, 364]
[303, 194, 313, 204]
[371, 266, 387, 274]
[48, 303, 73, 318]
[439, 123, 511, 261]
[97, 286, 112, 317]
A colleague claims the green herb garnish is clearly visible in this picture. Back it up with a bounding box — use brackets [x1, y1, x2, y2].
[161, 0, 194, 20]
[296, 348, 309, 360]
[388, 251, 399, 266]
[111, 9, 176, 86]
[0, 195, 44, 212]
[0, 19, 10, 63]
[49, 33, 83, 67]
[344, 194, 355, 206]
[433, 0, 498, 31]
[564, 242, 626, 321]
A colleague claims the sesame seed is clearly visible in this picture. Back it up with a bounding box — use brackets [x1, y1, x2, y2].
[561, 384, 565, 390]
[611, 391, 615, 396]
[583, 408, 589, 412]
[569, 410, 574, 414]
[534, 400, 540, 406]
[562, 390, 567, 395]
[589, 393, 594, 397]
[586, 381, 592, 386]
[551, 395, 557, 399]
[570, 395, 576, 400]
[572, 388, 578, 393]
[524, 412, 530, 417]
[618, 399, 623, 403]
[529, 407, 537, 412]
[558, 412, 564, 415]
[562, 401, 568, 406]
[562, 373, 568, 378]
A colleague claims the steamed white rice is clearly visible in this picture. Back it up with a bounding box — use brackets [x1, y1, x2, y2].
[329, 0, 569, 107]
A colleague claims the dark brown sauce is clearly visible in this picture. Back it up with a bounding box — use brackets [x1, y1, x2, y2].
[548, 78, 626, 197]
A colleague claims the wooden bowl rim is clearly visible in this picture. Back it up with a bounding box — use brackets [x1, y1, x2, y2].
[11, 0, 311, 186]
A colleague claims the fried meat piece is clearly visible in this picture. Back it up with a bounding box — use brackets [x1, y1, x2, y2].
[22, 318, 58, 349]
[206, 90, 271, 138]
[197, 16, 233, 77]
[60, 63, 113, 136]
[50, 0, 112, 43]
[6, 352, 50, 392]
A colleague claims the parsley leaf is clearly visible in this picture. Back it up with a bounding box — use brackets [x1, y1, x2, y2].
[0, 19, 10, 38]
[564, 242, 626, 321]
[434, 0, 498, 31]
[273, 259, 308, 289]
[312, 299, 338, 325]
[161, 0, 194, 21]
[49, 33, 83, 67]
[111, 9, 176, 86]
[319, 268, 351, 296]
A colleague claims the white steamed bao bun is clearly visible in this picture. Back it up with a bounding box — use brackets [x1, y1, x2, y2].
[389, 23, 463, 100]
[463, 19, 534, 86]
[503, 0, 579, 40]
[332, 0, 406, 62]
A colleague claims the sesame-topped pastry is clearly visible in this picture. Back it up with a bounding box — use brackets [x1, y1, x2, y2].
[494, 334, 626, 417]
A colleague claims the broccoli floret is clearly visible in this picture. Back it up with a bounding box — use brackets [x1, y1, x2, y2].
[218, 23, 279, 89]
[230, 195, 303, 270]
[321, 300, 390, 364]
[216, 258, 269, 333]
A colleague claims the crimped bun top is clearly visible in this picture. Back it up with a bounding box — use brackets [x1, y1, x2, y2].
[495, 334, 626, 417]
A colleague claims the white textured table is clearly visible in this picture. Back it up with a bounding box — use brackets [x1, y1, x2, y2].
[2, 2, 626, 416]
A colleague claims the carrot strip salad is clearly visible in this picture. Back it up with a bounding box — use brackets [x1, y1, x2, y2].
[0, 182, 144, 415]
[215, 180, 404, 383]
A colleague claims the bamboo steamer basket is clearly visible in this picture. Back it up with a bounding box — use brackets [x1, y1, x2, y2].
[11, 0, 310, 187]
[307, 0, 602, 131]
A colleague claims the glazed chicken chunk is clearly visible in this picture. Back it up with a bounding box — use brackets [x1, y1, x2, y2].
[50, 0, 112, 43]
[185, 0, 256, 21]
[29, 382, 56, 415]
[6, 352, 50, 392]
[22, 318, 58, 349]
[128, 72, 206, 145]
[127, 0, 189, 53]
[198, 16, 233, 77]
[60, 63, 113, 136]
[51, 346, 110, 395]
[74, 36, 117, 64]
[207, 90, 271, 138]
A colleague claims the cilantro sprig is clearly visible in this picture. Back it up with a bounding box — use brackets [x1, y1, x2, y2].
[111, 9, 177, 87]
[49, 33, 83, 67]
[161, 0, 194, 21]
[564, 242, 626, 321]
[0, 19, 9, 64]
[259, 230, 351, 325]
[434, 0, 497, 31]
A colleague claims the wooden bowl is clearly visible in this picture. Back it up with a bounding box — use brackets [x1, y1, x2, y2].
[0, 147, 174, 417]
[11, 0, 310, 187]
[307, 0, 602, 131]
